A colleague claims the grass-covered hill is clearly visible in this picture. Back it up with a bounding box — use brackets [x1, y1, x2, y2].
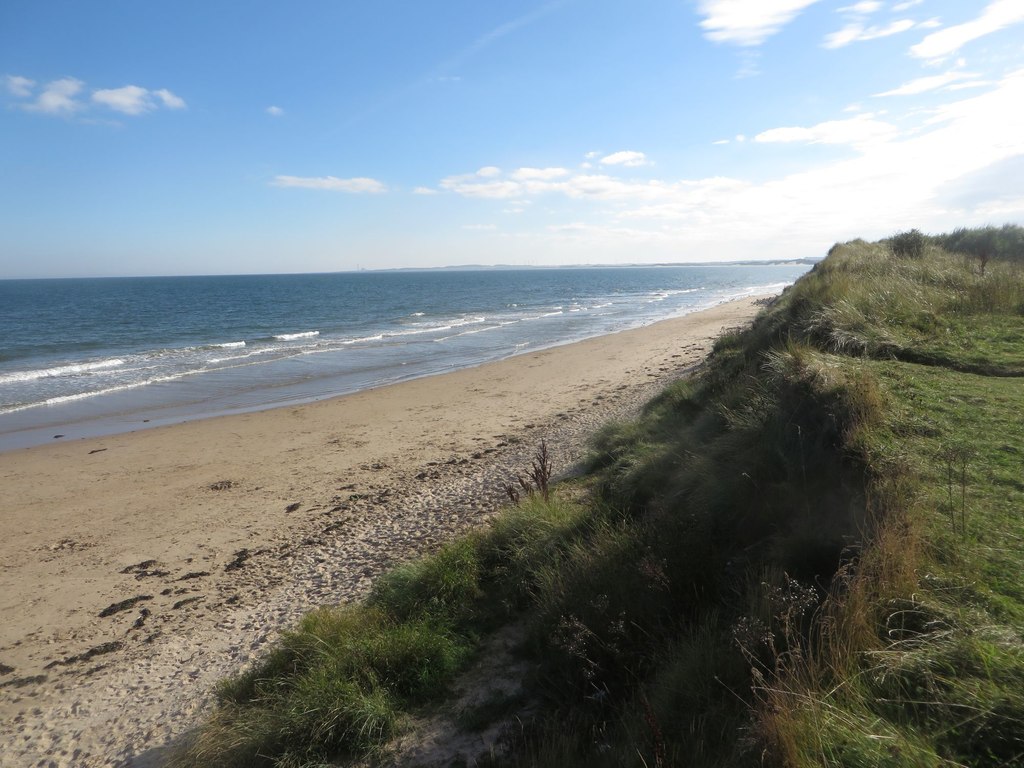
[173, 226, 1024, 767]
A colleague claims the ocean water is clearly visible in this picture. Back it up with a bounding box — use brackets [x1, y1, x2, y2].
[0, 265, 809, 451]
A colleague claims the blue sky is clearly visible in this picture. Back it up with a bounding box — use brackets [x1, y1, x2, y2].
[2, 0, 1023, 277]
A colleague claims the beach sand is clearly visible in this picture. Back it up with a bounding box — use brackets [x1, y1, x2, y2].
[0, 297, 767, 767]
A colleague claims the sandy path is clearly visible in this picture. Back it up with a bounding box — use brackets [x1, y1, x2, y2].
[0, 297, 765, 767]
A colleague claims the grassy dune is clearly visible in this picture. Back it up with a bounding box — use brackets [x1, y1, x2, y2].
[173, 227, 1024, 767]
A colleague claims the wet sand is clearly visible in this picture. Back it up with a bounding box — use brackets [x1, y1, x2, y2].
[0, 297, 767, 767]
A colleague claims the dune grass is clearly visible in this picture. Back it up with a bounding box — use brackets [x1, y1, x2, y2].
[503, 231, 1024, 767]
[171, 494, 598, 767]
[174, 227, 1024, 767]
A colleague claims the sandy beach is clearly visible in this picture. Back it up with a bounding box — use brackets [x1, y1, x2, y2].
[0, 297, 766, 767]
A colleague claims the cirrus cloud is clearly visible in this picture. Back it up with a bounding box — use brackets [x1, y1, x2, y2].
[839, 1, 881, 13]
[755, 113, 897, 147]
[696, 0, 824, 46]
[875, 70, 980, 97]
[911, 0, 1024, 59]
[823, 19, 917, 48]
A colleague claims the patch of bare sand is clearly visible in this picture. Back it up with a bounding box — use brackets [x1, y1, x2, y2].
[0, 297, 767, 767]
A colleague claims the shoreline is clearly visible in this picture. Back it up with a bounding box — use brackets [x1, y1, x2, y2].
[0, 286, 794, 455]
[0, 296, 769, 767]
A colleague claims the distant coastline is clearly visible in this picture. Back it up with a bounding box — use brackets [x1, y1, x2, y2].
[368, 257, 824, 273]
[0, 258, 822, 282]
[0, 264, 808, 451]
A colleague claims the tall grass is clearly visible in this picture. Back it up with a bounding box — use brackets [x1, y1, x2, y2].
[177, 227, 1024, 767]
[512, 232, 1024, 766]
[173, 494, 595, 767]
[743, 237, 1024, 767]
[175, 606, 467, 766]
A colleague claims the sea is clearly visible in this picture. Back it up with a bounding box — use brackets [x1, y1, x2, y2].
[0, 265, 810, 452]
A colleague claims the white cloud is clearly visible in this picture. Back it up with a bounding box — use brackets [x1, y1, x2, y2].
[461, 223, 498, 231]
[600, 150, 649, 167]
[428, 71, 1024, 263]
[266, 105, 284, 117]
[440, 176, 522, 199]
[838, 1, 882, 14]
[945, 80, 994, 91]
[272, 175, 388, 193]
[12, 77, 185, 118]
[92, 85, 153, 115]
[755, 113, 897, 146]
[439, 166, 745, 206]
[758, 69, 1024, 227]
[875, 70, 978, 97]
[413, 186, 439, 195]
[154, 89, 186, 109]
[911, 0, 1024, 59]
[696, 0, 824, 46]
[893, 0, 923, 9]
[824, 18, 916, 48]
[713, 139, 731, 145]
[25, 77, 84, 114]
[92, 85, 185, 114]
[437, 167, 522, 198]
[5, 74, 35, 97]
[510, 167, 570, 181]
[921, 69, 1023, 127]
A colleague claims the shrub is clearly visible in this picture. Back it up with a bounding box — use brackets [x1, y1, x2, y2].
[890, 228, 926, 259]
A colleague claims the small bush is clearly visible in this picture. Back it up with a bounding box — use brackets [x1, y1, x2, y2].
[890, 228, 926, 259]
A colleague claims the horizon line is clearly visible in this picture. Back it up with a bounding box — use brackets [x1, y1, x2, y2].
[0, 257, 821, 281]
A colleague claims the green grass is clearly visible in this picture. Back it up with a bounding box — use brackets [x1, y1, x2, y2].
[175, 606, 467, 766]
[507, 236, 1024, 766]
[747, 241, 1024, 767]
[176, 228, 1024, 767]
[760, 358, 1024, 766]
[172, 494, 597, 767]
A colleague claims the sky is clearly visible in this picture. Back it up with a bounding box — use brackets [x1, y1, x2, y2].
[1, 0, 1023, 278]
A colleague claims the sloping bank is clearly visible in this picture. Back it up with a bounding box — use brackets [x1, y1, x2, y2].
[172, 227, 1024, 767]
